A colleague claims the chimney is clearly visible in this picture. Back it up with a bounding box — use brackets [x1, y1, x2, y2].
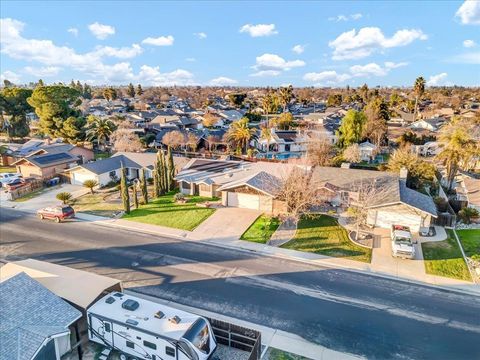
[400, 167, 408, 180]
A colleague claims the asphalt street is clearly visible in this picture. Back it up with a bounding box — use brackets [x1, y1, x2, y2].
[1, 208, 480, 359]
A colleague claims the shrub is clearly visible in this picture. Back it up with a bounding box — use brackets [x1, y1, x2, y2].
[173, 193, 185, 202]
[434, 196, 448, 212]
[458, 207, 480, 224]
[56, 192, 72, 204]
[147, 177, 154, 185]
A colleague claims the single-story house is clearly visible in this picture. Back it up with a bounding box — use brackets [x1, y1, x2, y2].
[311, 167, 437, 232]
[65, 152, 189, 186]
[13, 152, 80, 180]
[409, 117, 445, 132]
[10, 139, 93, 163]
[456, 173, 480, 212]
[358, 141, 377, 162]
[256, 129, 308, 155]
[0, 272, 82, 360]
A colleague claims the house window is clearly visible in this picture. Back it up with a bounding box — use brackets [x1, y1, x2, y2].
[143, 340, 157, 350]
[109, 170, 116, 177]
[166, 346, 176, 357]
[126, 341, 135, 349]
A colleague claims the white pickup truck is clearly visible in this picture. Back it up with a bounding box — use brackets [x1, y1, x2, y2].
[391, 225, 415, 259]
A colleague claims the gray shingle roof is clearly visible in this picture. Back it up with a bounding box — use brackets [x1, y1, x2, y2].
[16, 152, 78, 168]
[80, 155, 141, 175]
[0, 273, 81, 360]
[217, 171, 282, 196]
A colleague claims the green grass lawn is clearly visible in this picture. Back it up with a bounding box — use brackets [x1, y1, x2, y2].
[72, 193, 123, 217]
[281, 215, 372, 263]
[240, 215, 280, 244]
[0, 166, 16, 173]
[422, 230, 471, 281]
[122, 193, 216, 231]
[264, 348, 311, 360]
[456, 229, 480, 261]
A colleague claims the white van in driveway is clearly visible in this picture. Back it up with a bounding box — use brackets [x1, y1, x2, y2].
[391, 225, 415, 259]
[0, 172, 21, 187]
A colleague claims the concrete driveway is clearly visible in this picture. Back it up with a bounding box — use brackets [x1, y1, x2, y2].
[190, 207, 262, 242]
[1, 184, 86, 213]
[370, 228, 427, 280]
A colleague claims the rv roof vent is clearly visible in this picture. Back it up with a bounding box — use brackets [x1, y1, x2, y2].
[154, 311, 165, 319]
[126, 319, 139, 326]
[169, 315, 181, 324]
[113, 292, 123, 297]
[105, 296, 116, 304]
[122, 299, 140, 311]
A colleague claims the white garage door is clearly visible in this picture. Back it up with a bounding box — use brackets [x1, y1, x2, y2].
[227, 192, 260, 210]
[374, 210, 422, 232]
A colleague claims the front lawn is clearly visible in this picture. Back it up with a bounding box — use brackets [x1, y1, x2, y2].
[72, 193, 123, 217]
[281, 215, 372, 263]
[422, 230, 471, 281]
[240, 215, 280, 244]
[122, 193, 216, 231]
[456, 229, 480, 261]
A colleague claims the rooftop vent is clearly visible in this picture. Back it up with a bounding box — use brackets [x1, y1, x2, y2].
[126, 319, 139, 326]
[113, 293, 123, 297]
[105, 297, 116, 304]
[122, 299, 140, 311]
[155, 311, 165, 319]
[169, 315, 181, 324]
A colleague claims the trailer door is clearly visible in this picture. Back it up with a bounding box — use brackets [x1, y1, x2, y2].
[89, 314, 114, 347]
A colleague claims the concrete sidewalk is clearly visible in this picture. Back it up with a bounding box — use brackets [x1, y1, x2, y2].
[126, 290, 363, 360]
[74, 212, 480, 296]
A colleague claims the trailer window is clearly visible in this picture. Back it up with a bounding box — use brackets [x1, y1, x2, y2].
[143, 340, 157, 350]
[165, 346, 175, 356]
[126, 340, 135, 349]
[104, 323, 111, 333]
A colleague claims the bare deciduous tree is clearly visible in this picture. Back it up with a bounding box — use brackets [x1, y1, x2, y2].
[111, 126, 143, 152]
[162, 130, 186, 150]
[306, 137, 335, 166]
[343, 143, 361, 163]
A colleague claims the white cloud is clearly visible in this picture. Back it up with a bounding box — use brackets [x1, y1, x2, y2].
[292, 44, 305, 54]
[194, 32, 207, 39]
[303, 71, 351, 85]
[239, 24, 278, 37]
[304, 61, 407, 85]
[0, 70, 21, 83]
[427, 73, 448, 86]
[252, 53, 305, 72]
[329, 27, 428, 60]
[67, 27, 78, 37]
[142, 35, 174, 46]
[185, 57, 196, 62]
[450, 51, 480, 64]
[249, 70, 281, 77]
[93, 44, 143, 58]
[463, 39, 477, 48]
[209, 76, 238, 86]
[456, 0, 480, 25]
[88, 22, 115, 40]
[137, 65, 195, 86]
[328, 13, 363, 22]
[24, 66, 60, 77]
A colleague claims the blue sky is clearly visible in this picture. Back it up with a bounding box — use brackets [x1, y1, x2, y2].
[1, 1, 479, 87]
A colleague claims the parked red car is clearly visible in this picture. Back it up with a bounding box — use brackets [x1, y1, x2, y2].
[5, 178, 26, 191]
[37, 205, 75, 223]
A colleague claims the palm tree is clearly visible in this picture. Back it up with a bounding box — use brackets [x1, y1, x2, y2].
[278, 85, 293, 112]
[86, 117, 116, 150]
[260, 126, 273, 159]
[437, 118, 479, 191]
[83, 179, 98, 194]
[262, 90, 279, 126]
[226, 118, 256, 154]
[413, 76, 425, 121]
[56, 192, 72, 204]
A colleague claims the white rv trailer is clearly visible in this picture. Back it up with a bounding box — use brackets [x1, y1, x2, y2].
[87, 292, 217, 360]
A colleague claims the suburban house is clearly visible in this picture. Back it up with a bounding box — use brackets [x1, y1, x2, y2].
[311, 167, 437, 232]
[175, 159, 295, 213]
[456, 173, 480, 212]
[0, 272, 82, 360]
[256, 129, 308, 156]
[358, 141, 378, 162]
[13, 152, 80, 180]
[409, 117, 446, 132]
[411, 141, 440, 157]
[65, 152, 189, 186]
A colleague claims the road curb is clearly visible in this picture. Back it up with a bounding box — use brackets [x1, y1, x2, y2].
[80, 214, 480, 297]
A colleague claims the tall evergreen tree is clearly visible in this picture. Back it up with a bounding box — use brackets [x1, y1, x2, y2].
[141, 169, 149, 204]
[127, 83, 135, 98]
[156, 151, 165, 195]
[153, 163, 160, 198]
[161, 150, 169, 194]
[120, 165, 130, 214]
[132, 184, 139, 209]
[136, 84, 143, 96]
[167, 147, 175, 191]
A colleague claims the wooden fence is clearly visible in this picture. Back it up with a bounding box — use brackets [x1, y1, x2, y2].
[8, 180, 43, 200]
